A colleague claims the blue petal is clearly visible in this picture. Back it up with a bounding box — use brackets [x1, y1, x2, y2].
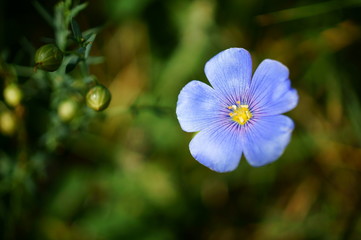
[242, 115, 294, 167]
[204, 48, 252, 103]
[189, 123, 242, 172]
[176, 80, 224, 132]
[248, 59, 298, 116]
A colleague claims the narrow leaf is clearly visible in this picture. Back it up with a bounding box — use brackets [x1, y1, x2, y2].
[33, 1, 54, 27]
[84, 33, 96, 58]
[70, 2, 88, 18]
[71, 19, 82, 42]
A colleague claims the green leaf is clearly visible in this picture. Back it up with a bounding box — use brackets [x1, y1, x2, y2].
[87, 56, 104, 65]
[83, 27, 101, 37]
[70, 2, 88, 18]
[65, 56, 81, 73]
[54, 1, 68, 50]
[71, 18, 83, 42]
[84, 33, 96, 58]
[33, 1, 54, 27]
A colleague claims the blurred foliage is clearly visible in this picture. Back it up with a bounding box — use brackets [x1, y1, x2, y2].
[1, 0, 361, 239]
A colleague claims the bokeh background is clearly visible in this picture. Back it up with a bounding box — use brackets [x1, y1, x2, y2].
[1, 0, 361, 239]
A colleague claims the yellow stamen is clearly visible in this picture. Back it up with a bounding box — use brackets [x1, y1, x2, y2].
[227, 103, 252, 125]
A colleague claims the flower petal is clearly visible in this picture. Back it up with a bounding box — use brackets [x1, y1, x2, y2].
[242, 115, 294, 167]
[204, 48, 252, 103]
[189, 122, 242, 172]
[248, 59, 298, 116]
[176, 80, 224, 132]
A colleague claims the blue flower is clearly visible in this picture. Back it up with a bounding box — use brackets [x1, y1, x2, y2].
[176, 48, 298, 172]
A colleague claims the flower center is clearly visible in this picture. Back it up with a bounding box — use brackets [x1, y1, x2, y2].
[228, 101, 252, 125]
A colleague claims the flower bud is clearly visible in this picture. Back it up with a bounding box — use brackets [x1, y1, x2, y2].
[0, 111, 16, 135]
[58, 99, 78, 122]
[86, 85, 111, 111]
[4, 83, 22, 107]
[34, 44, 64, 72]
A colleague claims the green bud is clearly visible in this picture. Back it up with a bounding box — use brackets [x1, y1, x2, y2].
[86, 85, 111, 111]
[0, 111, 16, 135]
[4, 84, 22, 107]
[58, 99, 78, 122]
[34, 44, 64, 72]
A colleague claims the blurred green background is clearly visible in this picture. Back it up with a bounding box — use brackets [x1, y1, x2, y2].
[1, 0, 361, 239]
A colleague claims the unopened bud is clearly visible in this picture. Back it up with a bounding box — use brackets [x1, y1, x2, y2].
[4, 84, 22, 107]
[86, 85, 111, 111]
[34, 44, 64, 72]
[0, 111, 16, 135]
[58, 99, 78, 122]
